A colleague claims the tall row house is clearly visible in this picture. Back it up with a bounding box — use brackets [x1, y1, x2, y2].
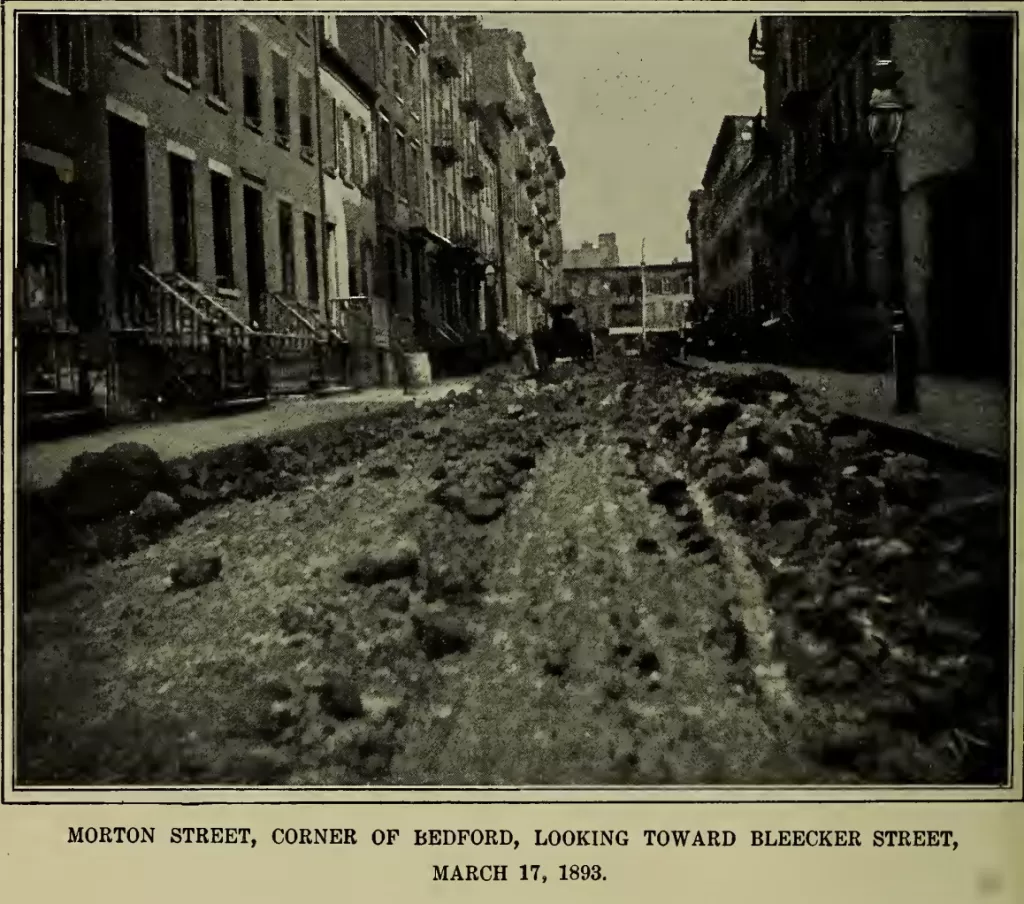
[730, 14, 1012, 378]
[15, 13, 567, 430]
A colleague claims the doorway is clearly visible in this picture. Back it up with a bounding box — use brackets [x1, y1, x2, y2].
[107, 114, 150, 308]
[243, 184, 266, 326]
[168, 152, 196, 277]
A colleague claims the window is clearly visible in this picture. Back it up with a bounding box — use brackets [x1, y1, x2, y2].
[204, 16, 225, 99]
[320, 88, 337, 174]
[393, 45, 403, 102]
[169, 153, 196, 277]
[407, 49, 419, 115]
[347, 228, 359, 296]
[362, 126, 372, 185]
[169, 15, 199, 83]
[278, 201, 295, 296]
[272, 52, 290, 145]
[210, 172, 234, 288]
[112, 15, 143, 49]
[298, 73, 314, 155]
[410, 143, 421, 208]
[28, 15, 72, 88]
[304, 212, 319, 302]
[338, 110, 349, 181]
[349, 117, 361, 184]
[376, 18, 387, 81]
[378, 118, 392, 187]
[296, 16, 311, 42]
[396, 132, 407, 199]
[241, 28, 261, 128]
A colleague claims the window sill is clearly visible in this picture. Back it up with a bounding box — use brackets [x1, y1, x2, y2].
[323, 166, 338, 179]
[216, 287, 241, 299]
[342, 177, 356, 189]
[33, 75, 71, 96]
[113, 41, 149, 68]
[300, 147, 315, 164]
[164, 70, 194, 93]
[244, 117, 263, 135]
[274, 134, 291, 150]
[206, 94, 230, 114]
[296, 29, 311, 46]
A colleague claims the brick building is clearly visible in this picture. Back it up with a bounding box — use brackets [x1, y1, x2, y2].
[689, 113, 778, 360]
[15, 12, 567, 426]
[17, 13, 331, 420]
[564, 233, 619, 269]
[562, 262, 694, 334]
[739, 14, 1013, 377]
[475, 27, 566, 337]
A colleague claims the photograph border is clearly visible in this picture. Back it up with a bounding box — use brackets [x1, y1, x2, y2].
[2, 0, 1020, 807]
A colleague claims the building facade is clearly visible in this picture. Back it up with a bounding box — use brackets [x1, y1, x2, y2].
[564, 233, 619, 269]
[18, 13, 332, 415]
[562, 262, 695, 333]
[15, 12, 568, 424]
[739, 14, 1013, 377]
[690, 114, 778, 360]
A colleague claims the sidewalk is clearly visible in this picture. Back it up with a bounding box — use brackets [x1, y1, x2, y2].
[19, 378, 477, 491]
[688, 358, 1010, 459]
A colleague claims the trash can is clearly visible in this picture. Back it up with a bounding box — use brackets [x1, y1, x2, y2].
[403, 351, 432, 391]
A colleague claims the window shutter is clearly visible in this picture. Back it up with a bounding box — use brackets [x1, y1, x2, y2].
[319, 88, 335, 172]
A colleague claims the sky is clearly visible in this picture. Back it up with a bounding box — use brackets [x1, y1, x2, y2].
[481, 13, 766, 267]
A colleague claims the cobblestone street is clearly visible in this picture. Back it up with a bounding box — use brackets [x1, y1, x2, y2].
[18, 358, 1009, 786]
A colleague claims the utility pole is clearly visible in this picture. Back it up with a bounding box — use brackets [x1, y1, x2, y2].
[640, 236, 648, 351]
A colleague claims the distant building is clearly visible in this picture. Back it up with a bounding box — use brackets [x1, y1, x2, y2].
[565, 233, 619, 269]
[695, 115, 771, 310]
[562, 261, 695, 332]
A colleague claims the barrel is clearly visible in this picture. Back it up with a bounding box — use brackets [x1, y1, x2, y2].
[403, 351, 432, 390]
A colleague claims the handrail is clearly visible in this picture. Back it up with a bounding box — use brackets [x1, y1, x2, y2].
[265, 292, 319, 334]
[423, 309, 462, 344]
[170, 273, 256, 333]
[137, 266, 213, 325]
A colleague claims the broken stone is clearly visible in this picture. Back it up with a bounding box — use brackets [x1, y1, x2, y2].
[53, 441, 176, 523]
[344, 540, 420, 585]
[875, 538, 914, 564]
[169, 554, 222, 590]
[767, 495, 810, 524]
[319, 676, 365, 721]
[506, 451, 537, 471]
[412, 612, 473, 660]
[647, 478, 689, 509]
[636, 537, 662, 555]
[134, 490, 182, 528]
[464, 498, 506, 524]
[428, 483, 466, 513]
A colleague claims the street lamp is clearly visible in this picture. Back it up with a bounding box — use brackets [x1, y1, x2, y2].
[868, 57, 918, 413]
[640, 236, 648, 352]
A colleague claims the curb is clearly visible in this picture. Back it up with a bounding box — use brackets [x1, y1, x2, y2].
[834, 412, 1009, 483]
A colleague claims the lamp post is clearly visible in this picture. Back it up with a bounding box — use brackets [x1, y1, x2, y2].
[640, 236, 648, 351]
[868, 57, 918, 413]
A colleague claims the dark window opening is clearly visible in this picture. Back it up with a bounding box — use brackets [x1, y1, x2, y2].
[169, 15, 199, 83]
[210, 172, 233, 288]
[272, 52, 290, 145]
[205, 16, 225, 99]
[241, 29, 261, 128]
[298, 74, 314, 153]
[169, 153, 196, 278]
[278, 201, 295, 296]
[347, 229, 359, 296]
[304, 212, 319, 303]
[112, 15, 143, 49]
